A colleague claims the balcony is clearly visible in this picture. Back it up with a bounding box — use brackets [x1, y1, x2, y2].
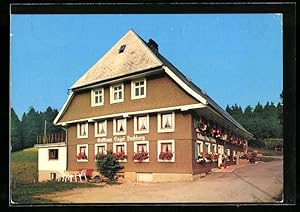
[36, 133, 66, 145]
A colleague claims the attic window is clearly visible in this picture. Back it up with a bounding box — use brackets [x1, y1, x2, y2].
[118, 45, 126, 53]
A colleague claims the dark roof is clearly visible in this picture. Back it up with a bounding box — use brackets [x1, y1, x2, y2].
[142, 38, 252, 138]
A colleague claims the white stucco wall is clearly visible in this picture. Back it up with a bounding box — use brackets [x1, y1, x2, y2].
[38, 145, 67, 171]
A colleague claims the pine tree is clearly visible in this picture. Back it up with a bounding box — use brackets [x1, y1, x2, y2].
[11, 108, 23, 151]
[22, 107, 41, 148]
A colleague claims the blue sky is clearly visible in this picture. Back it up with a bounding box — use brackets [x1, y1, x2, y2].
[11, 14, 283, 119]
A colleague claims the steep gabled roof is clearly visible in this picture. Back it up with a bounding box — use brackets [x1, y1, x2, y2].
[71, 29, 163, 89]
[55, 29, 252, 138]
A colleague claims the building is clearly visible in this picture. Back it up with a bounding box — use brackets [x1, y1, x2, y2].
[36, 29, 252, 182]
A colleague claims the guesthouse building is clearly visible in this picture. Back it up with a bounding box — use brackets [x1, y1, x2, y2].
[37, 29, 252, 182]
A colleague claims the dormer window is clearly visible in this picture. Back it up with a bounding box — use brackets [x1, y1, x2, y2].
[118, 44, 126, 53]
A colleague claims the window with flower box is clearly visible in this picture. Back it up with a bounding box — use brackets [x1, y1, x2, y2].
[157, 140, 175, 162]
[94, 143, 107, 161]
[110, 83, 124, 104]
[133, 141, 149, 162]
[113, 118, 127, 135]
[113, 142, 128, 162]
[157, 112, 175, 133]
[131, 78, 146, 100]
[48, 149, 58, 160]
[91, 88, 104, 107]
[77, 144, 88, 162]
[77, 122, 88, 138]
[134, 115, 149, 134]
[95, 120, 107, 137]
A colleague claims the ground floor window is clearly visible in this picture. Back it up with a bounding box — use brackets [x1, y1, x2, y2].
[133, 141, 149, 162]
[48, 149, 58, 160]
[233, 150, 236, 161]
[77, 144, 88, 162]
[212, 144, 217, 153]
[218, 145, 224, 155]
[113, 142, 128, 162]
[157, 140, 175, 162]
[204, 142, 211, 153]
[94, 143, 107, 160]
[226, 148, 231, 161]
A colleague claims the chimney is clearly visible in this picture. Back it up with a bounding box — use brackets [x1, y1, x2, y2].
[147, 39, 158, 53]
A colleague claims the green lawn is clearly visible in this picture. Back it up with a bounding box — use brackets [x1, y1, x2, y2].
[10, 147, 97, 204]
[248, 147, 283, 156]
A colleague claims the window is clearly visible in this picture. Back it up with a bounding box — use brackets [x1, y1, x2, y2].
[131, 79, 146, 99]
[95, 120, 107, 137]
[118, 44, 126, 53]
[205, 142, 211, 153]
[113, 118, 127, 135]
[218, 145, 224, 155]
[134, 115, 149, 134]
[212, 144, 217, 153]
[77, 122, 88, 138]
[77, 144, 88, 162]
[113, 142, 127, 162]
[157, 140, 175, 162]
[233, 150, 236, 161]
[110, 83, 124, 104]
[133, 141, 150, 162]
[91, 88, 104, 107]
[197, 141, 204, 153]
[157, 112, 175, 133]
[49, 149, 58, 160]
[94, 143, 107, 160]
[226, 149, 231, 157]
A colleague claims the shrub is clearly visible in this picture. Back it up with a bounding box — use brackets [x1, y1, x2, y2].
[95, 150, 123, 183]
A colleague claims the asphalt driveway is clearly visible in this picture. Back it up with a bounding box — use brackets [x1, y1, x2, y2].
[39, 159, 283, 203]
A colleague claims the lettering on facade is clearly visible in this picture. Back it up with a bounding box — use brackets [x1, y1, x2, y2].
[97, 135, 146, 143]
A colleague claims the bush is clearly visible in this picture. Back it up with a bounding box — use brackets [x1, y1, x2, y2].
[95, 150, 123, 183]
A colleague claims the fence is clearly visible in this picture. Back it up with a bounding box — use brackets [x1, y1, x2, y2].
[36, 133, 66, 144]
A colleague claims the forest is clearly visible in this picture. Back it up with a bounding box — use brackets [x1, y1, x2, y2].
[11, 93, 283, 152]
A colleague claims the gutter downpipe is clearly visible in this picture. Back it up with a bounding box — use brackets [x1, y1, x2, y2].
[62, 126, 68, 171]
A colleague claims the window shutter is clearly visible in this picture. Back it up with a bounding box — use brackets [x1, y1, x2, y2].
[194, 141, 198, 160]
[193, 118, 198, 128]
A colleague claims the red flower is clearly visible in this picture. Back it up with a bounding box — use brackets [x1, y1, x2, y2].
[159, 152, 173, 160]
[133, 152, 149, 161]
[77, 152, 88, 160]
[112, 152, 128, 160]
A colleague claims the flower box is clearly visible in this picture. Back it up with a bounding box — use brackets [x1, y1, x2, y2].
[159, 151, 173, 160]
[77, 152, 88, 160]
[112, 152, 128, 160]
[133, 151, 149, 162]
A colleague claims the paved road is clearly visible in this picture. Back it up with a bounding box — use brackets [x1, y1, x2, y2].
[39, 160, 283, 203]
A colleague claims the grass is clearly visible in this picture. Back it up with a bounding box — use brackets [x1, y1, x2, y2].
[10, 147, 98, 204]
[11, 147, 38, 184]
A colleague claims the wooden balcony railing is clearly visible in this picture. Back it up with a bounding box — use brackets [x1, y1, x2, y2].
[36, 133, 66, 144]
